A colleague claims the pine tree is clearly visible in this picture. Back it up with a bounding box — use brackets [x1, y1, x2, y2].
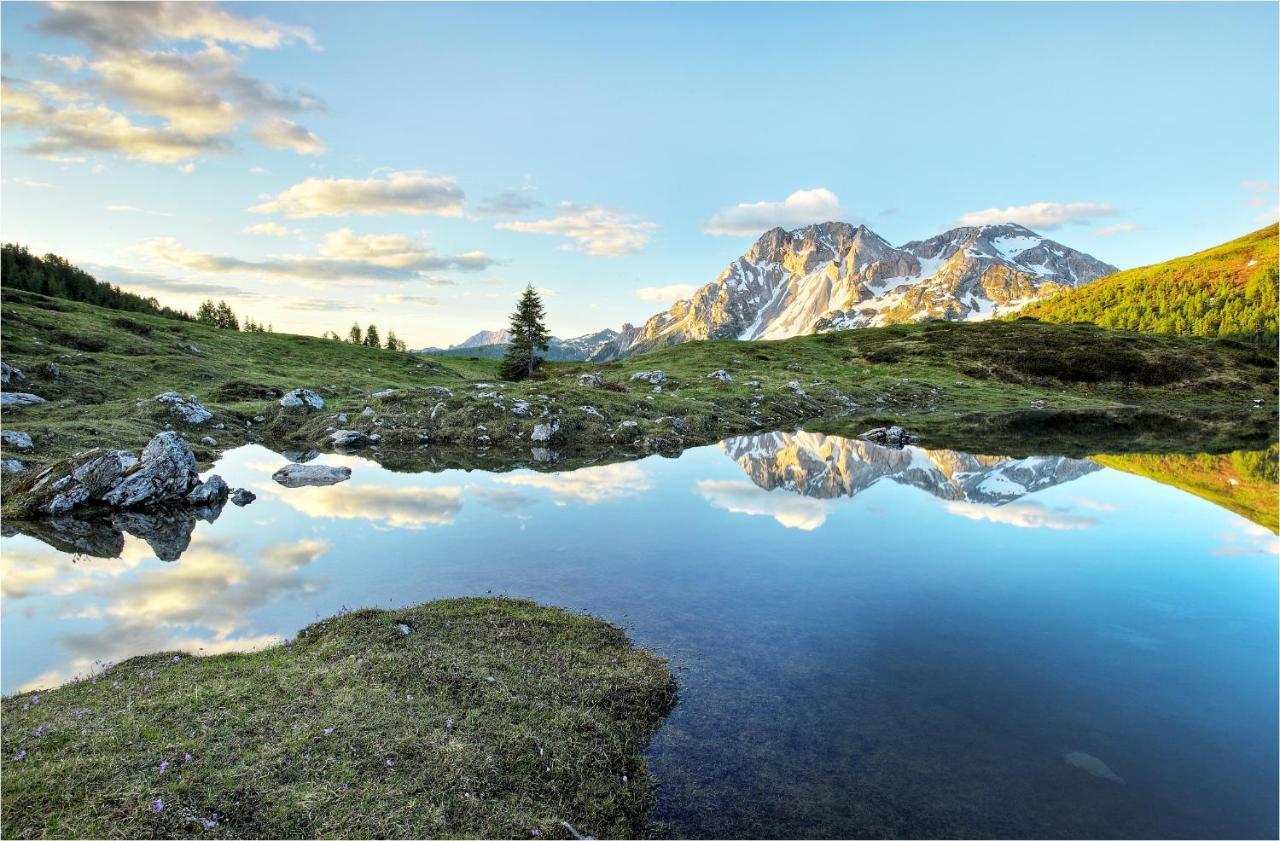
[347, 323, 362, 345]
[385, 330, 400, 351]
[214, 300, 239, 330]
[500, 285, 551, 381]
[364, 324, 381, 348]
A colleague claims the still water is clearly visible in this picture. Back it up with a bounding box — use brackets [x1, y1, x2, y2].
[3, 431, 1277, 838]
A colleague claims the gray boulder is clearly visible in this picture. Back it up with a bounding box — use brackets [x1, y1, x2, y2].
[272, 463, 351, 488]
[655, 415, 688, 432]
[371, 388, 399, 399]
[2, 430, 34, 451]
[199, 436, 217, 446]
[577, 373, 603, 388]
[1, 392, 47, 407]
[1, 361, 25, 385]
[279, 388, 325, 410]
[102, 431, 201, 508]
[629, 370, 667, 385]
[186, 474, 230, 504]
[1, 458, 25, 473]
[39, 449, 139, 515]
[329, 430, 372, 448]
[154, 391, 213, 425]
[424, 386, 453, 397]
[229, 488, 256, 506]
[530, 418, 561, 443]
[706, 369, 733, 382]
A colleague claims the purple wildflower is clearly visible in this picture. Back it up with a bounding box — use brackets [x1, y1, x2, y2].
[340, 783, 349, 792]
[159, 760, 169, 774]
[445, 718, 454, 728]
[385, 759, 394, 768]
[183, 753, 193, 763]
[14, 750, 26, 761]
[323, 727, 334, 736]
[34, 725, 45, 737]
[152, 798, 164, 814]
[21, 703, 29, 711]
[531, 830, 541, 837]
[203, 813, 219, 829]
[31, 695, 40, 705]
[172, 656, 180, 663]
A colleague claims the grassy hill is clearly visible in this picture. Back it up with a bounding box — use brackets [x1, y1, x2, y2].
[1019, 225, 1278, 339]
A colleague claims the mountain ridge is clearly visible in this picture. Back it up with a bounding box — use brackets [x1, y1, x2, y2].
[590, 220, 1116, 360]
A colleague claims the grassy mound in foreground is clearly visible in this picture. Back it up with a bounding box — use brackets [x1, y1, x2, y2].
[1, 598, 677, 839]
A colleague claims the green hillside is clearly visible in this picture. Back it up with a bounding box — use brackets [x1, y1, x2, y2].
[1019, 225, 1278, 339]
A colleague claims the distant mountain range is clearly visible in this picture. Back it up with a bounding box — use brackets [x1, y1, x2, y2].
[415, 328, 618, 361]
[422, 221, 1117, 362]
[590, 221, 1116, 360]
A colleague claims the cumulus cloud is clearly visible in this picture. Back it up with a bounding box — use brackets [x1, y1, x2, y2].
[241, 221, 298, 237]
[265, 483, 464, 529]
[474, 188, 542, 216]
[694, 480, 832, 531]
[497, 203, 656, 256]
[956, 201, 1118, 230]
[942, 500, 1096, 530]
[38, 1, 318, 52]
[250, 171, 465, 218]
[1094, 223, 1139, 237]
[704, 188, 847, 236]
[495, 463, 651, 505]
[634, 284, 698, 303]
[133, 230, 494, 283]
[6, 3, 324, 167]
[84, 261, 257, 298]
[253, 116, 326, 155]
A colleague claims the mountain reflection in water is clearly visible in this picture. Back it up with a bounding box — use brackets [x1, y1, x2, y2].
[2, 431, 1276, 839]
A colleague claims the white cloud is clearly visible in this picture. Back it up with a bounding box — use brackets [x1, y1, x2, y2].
[942, 500, 1096, 530]
[956, 201, 1117, 230]
[265, 483, 463, 529]
[241, 221, 298, 237]
[474, 187, 542, 216]
[634, 284, 698, 303]
[497, 203, 656, 256]
[38, 1, 318, 52]
[250, 171, 465, 219]
[105, 203, 171, 216]
[134, 232, 495, 283]
[253, 117, 326, 155]
[704, 188, 847, 236]
[1094, 223, 1139, 237]
[694, 480, 831, 531]
[495, 463, 651, 506]
[2, 177, 56, 189]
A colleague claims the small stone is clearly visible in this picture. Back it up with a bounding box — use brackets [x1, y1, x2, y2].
[530, 419, 560, 443]
[229, 488, 256, 506]
[1, 361, 25, 385]
[330, 430, 371, 448]
[576, 373, 603, 388]
[186, 474, 230, 504]
[272, 463, 351, 488]
[2, 430, 34, 451]
[629, 370, 667, 385]
[1, 458, 26, 473]
[706, 369, 732, 382]
[361, 406, 375, 417]
[199, 436, 217, 446]
[279, 389, 324, 410]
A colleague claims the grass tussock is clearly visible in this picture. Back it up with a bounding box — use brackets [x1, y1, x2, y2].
[1, 597, 677, 840]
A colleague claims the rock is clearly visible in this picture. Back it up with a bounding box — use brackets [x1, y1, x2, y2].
[186, 474, 230, 504]
[706, 369, 732, 382]
[199, 436, 217, 446]
[511, 400, 531, 416]
[229, 488, 256, 506]
[2, 458, 26, 473]
[154, 391, 213, 424]
[1, 361, 25, 385]
[361, 406, 375, 417]
[1029, 398, 1047, 410]
[38, 449, 139, 515]
[279, 388, 325, 410]
[272, 463, 351, 488]
[371, 388, 399, 399]
[252, 415, 266, 423]
[530, 447, 557, 463]
[786, 381, 807, 396]
[474, 383, 494, 389]
[746, 380, 761, 388]
[30, 361, 60, 380]
[102, 431, 201, 508]
[860, 426, 917, 448]
[1252, 398, 1264, 408]
[176, 341, 203, 355]
[336, 413, 349, 424]
[531, 419, 561, 443]
[329, 429, 372, 448]
[577, 373, 603, 388]
[629, 370, 667, 385]
[425, 386, 453, 397]
[2, 430, 34, 451]
[579, 405, 604, 419]
[1, 392, 47, 407]
[655, 416, 688, 433]
[283, 449, 320, 463]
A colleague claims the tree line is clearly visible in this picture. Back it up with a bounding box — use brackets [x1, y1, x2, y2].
[321, 323, 408, 352]
[1, 243, 191, 320]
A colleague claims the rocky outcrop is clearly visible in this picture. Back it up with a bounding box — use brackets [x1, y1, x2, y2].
[272, 463, 351, 487]
[2, 361, 25, 385]
[1, 392, 47, 407]
[591, 222, 1117, 359]
[229, 488, 256, 506]
[2, 430, 34, 451]
[154, 391, 213, 424]
[280, 388, 325, 410]
[330, 430, 372, 448]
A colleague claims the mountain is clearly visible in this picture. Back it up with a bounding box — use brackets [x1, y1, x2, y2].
[415, 328, 619, 361]
[591, 221, 1116, 360]
[720, 430, 1100, 504]
[1020, 224, 1278, 339]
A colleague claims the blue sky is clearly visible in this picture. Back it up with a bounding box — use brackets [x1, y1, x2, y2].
[2, 1, 1276, 346]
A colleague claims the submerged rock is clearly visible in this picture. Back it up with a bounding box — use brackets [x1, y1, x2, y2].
[279, 388, 325, 410]
[272, 463, 351, 488]
[2, 430, 34, 451]
[1, 392, 47, 407]
[186, 474, 230, 504]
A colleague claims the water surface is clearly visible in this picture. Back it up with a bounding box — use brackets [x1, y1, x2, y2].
[3, 432, 1276, 838]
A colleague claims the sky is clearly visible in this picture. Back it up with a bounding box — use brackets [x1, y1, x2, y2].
[1, 1, 1277, 347]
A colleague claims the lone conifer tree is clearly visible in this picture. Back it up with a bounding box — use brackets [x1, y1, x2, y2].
[363, 324, 381, 348]
[500, 285, 551, 380]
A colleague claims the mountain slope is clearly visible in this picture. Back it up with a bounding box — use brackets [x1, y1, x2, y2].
[592, 221, 1115, 359]
[415, 328, 619, 361]
[1020, 225, 1278, 338]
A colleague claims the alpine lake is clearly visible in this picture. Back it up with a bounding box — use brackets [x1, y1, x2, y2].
[3, 426, 1276, 839]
